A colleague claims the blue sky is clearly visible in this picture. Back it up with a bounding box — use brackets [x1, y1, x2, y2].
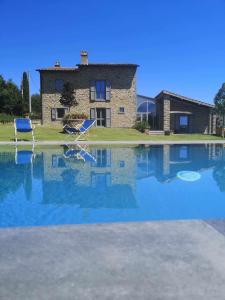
[0, 0, 225, 103]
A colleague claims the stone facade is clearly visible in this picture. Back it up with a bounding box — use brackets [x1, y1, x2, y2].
[37, 56, 138, 127]
[155, 91, 216, 134]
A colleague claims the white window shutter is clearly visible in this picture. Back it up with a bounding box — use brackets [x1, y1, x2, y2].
[106, 80, 111, 101]
[51, 108, 57, 121]
[90, 108, 96, 125]
[106, 108, 111, 127]
[90, 81, 96, 100]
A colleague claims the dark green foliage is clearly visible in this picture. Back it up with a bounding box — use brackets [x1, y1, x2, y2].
[0, 113, 18, 123]
[0, 152, 29, 201]
[133, 120, 148, 133]
[0, 75, 23, 115]
[21, 72, 29, 113]
[214, 83, 225, 126]
[0, 74, 41, 119]
[60, 82, 77, 107]
[31, 93, 41, 118]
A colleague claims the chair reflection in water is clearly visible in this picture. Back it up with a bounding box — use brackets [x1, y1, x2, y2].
[15, 145, 35, 165]
[64, 144, 96, 163]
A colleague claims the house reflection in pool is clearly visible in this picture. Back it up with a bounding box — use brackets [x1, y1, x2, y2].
[135, 144, 222, 183]
[0, 144, 224, 207]
[42, 146, 137, 209]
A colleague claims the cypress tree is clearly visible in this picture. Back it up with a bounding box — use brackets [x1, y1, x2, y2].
[21, 72, 29, 113]
[60, 82, 77, 107]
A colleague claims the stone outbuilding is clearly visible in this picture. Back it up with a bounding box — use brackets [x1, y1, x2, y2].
[155, 91, 216, 134]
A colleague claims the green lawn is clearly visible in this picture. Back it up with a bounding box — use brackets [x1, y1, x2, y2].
[0, 124, 223, 142]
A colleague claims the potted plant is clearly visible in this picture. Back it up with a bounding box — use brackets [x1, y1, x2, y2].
[62, 113, 88, 127]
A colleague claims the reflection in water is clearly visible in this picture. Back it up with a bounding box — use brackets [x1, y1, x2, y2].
[0, 144, 225, 227]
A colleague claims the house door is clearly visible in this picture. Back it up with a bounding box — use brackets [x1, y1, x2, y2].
[178, 115, 189, 133]
[90, 108, 111, 127]
[96, 108, 106, 127]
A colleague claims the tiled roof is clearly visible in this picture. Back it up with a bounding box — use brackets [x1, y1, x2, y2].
[37, 63, 138, 72]
[76, 63, 139, 67]
[36, 67, 79, 72]
[156, 90, 214, 108]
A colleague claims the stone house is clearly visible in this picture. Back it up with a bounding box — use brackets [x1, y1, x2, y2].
[37, 51, 216, 133]
[37, 51, 138, 127]
[155, 91, 216, 134]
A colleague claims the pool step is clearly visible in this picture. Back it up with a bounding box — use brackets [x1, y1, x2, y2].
[147, 130, 165, 135]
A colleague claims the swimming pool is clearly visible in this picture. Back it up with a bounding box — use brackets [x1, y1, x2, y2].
[0, 143, 225, 228]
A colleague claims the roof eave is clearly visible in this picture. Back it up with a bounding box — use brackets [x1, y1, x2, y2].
[76, 63, 139, 67]
[155, 90, 214, 108]
[36, 68, 79, 72]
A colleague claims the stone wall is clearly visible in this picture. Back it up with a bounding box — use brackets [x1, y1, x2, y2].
[40, 65, 137, 127]
[163, 97, 171, 131]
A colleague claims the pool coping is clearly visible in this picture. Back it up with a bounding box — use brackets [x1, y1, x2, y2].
[0, 140, 225, 146]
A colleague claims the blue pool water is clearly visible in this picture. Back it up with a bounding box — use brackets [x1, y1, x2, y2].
[1, 144, 225, 228]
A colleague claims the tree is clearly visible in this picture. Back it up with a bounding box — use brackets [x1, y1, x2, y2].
[214, 83, 225, 127]
[59, 82, 77, 108]
[0, 75, 23, 115]
[31, 93, 41, 118]
[21, 72, 29, 113]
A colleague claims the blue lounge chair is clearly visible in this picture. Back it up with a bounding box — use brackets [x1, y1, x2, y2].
[14, 118, 34, 143]
[64, 119, 96, 141]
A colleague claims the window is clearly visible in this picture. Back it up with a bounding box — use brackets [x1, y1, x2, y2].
[119, 160, 125, 168]
[52, 155, 66, 168]
[119, 107, 125, 114]
[57, 108, 67, 119]
[179, 116, 188, 126]
[95, 149, 111, 167]
[91, 149, 111, 167]
[95, 80, 106, 100]
[179, 146, 188, 159]
[51, 108, 69, 120]
[91, 172, 111, 191]
[90, 80, 111, 101]
[55, 79, 64, 92]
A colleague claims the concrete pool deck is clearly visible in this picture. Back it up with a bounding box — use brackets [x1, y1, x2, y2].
[0, 140, 225, 146]
[1, 220, 225, 299]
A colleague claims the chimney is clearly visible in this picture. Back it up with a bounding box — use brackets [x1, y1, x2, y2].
[80, 51, 88, 65]
[54, 60, 61, 67]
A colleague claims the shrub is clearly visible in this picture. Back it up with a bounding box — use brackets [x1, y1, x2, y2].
[28, 112, 42, 120]
[133, 120, 149, 133]
[0, 113, 19, 124]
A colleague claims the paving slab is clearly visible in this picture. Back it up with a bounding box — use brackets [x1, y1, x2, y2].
[1, 220, 225, 300]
